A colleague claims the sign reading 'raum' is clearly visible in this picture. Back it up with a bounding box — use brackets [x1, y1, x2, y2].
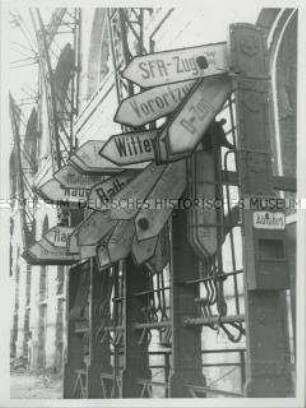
[156, 76, 233, 163]
[114, 80, 196, 127]
[99, 130, 158, 166]
[123, 42, 229, 88]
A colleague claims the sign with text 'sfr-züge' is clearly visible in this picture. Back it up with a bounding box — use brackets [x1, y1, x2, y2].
[36, 178, 89, 208]
[253, 211, 285, 230]
[99, 130, 158, 166]
[54, 163, 104, 189]
[123, 42, 229, 88]
[114, 80, 196, 127]
[44, 226, 75, 248]
[88, 170, 136, 211]
[156, 76, 233, 163]
[69, 140, 148, 174]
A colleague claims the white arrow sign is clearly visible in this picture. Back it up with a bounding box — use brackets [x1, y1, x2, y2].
[44, 226, 75, 248]
[36, 178, 89, 208]
[25, 238, 79, 265]
[135, 160, 187, 241]
[77, 210, 116, 246]
[123, 42, 229, 88]
[110, 162, 166, 220]
[156, 76, 233, 163]
[69, 140, 148, 174]
[88, 171, 137, 211]
[54, 163, 105, 189]
[99, 130, 158, 166]
[114, 80, 196, 126]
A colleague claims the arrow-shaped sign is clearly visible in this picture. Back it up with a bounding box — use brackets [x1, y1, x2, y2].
[24, 238, 79, 265]
[54, 163, 105, 189]
[69, 140, 148, 174]
[132, 235, 158, 265]
[36, 178, 89, 208]
[187, 149, 220, 257]
[135, 160, 187, 241]
[114, 80, 196, 127]
[146, 224, 169, 273]
[88, 170, 137, 212]
[99, 130, 158, 166]
[77, 210, 116, 246]
[156, 76, 233, 163]
[110, 162, 166, 220]
[123, 42, 229, 88]
[44, 226, 75, 248]
[108, 220, 135, 263]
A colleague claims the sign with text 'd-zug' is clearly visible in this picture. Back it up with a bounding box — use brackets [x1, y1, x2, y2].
[114, 80, 196, 127]
[99, 130, 158, 166]
[123, 42, 229, 88]
[156, 76, 233, 163]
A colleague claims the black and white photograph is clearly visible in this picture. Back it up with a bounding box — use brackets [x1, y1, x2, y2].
[0, 0, 305, 406]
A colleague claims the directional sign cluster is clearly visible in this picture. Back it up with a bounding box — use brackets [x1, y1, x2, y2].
[27, 40, 235, 267]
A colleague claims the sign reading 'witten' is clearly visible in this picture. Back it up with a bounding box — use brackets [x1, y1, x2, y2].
[99, 130, 158, 166]
[156, 76, 233, 163]
[123, 42, 229, 88]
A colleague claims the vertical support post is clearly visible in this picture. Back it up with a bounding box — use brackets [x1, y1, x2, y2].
[121, 255, 151, 398]
[168, 208, 206, 397]
[230, 23, 293, 397]
[87, 259, 112, 397]
[63, 266, 84, 398]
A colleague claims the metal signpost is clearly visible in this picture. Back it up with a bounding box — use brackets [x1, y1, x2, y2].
[99, 130, 158, 166]
[123, 42, 229, 87]
[114, 80, 195, 127]
[230, 23, 292, 397]
[155, 76, 233, 163]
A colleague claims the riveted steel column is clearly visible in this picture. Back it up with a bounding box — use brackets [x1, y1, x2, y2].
[168, 206, 206, 398]
[88, 259, 112, 397]
[121, 255, 151, 397]
[230, 23, 293, 397]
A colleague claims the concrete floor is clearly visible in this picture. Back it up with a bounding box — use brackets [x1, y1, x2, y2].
[10, 371, 63, 399]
